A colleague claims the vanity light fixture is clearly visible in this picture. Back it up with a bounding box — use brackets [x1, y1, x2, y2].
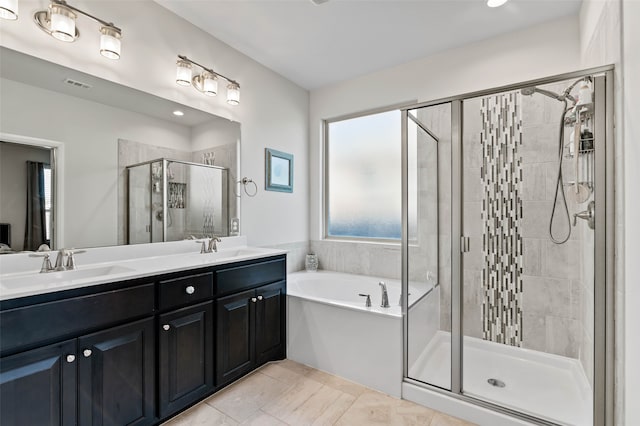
[176, 55, 241, 106]
[0, 0, 18, 20]
[34, 0, 122, 60]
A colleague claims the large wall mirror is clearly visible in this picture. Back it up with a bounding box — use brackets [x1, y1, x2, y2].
[0, 47, 240, 252]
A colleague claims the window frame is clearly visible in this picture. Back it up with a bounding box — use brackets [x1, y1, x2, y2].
[322, 103, 411, 244]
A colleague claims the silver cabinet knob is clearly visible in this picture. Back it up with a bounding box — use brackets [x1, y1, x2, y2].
[185, 285, 195, 295]
[83, 349, 92, 357]
[257, 295, 263, 301]
[163, 324, 170, 331]
[251, 297, 257, 303]
[66, 354, 76, 363]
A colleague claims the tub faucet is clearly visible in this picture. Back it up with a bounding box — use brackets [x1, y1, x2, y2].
[379, 281, 390, 308]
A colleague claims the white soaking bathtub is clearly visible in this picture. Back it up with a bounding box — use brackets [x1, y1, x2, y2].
[287, 270, 436, 397]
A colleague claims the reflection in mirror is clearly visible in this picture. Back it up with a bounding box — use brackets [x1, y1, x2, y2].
[126, 159, 229, 244]
[0, 47, 240, 252]
[0, 142, 55, 253]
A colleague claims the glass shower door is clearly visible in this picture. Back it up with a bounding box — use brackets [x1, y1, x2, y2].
[460, 77, 599, 425]
[405, 102, 451, 390]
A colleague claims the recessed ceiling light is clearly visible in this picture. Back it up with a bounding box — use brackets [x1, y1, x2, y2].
[487, 0, 508, 7]
[173, 110, 184, 116]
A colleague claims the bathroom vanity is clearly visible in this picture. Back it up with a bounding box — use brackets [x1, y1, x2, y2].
[0, 245, 286, 425]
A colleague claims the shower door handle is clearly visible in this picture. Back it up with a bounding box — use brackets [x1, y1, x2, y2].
[460, 236, 470, 253]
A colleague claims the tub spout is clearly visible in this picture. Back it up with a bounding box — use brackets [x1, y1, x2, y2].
[379, 281, 390, 308]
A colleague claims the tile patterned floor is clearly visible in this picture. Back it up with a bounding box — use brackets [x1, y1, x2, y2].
[163, 360, 476, 426]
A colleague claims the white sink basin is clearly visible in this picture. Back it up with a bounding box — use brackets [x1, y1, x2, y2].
[1, 265, 135, 290]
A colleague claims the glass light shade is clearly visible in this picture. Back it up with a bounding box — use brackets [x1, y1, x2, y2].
[486, 0, 508, 7]
[176, 60, 192, 86]
[226, 83, 240, 106]
[50, 4, 76, 42]
[202, 72, 218, 96]
[100, 26, 121, 60]
[0, 0, 18, 20]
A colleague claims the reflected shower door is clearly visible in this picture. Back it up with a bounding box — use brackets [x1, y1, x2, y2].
[405, 102, 451, 390]
[127, 162, 152, 244]
[460, 78, 598, 425]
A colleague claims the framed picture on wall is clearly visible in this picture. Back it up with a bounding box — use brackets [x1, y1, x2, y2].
[265, 148, 293, 193]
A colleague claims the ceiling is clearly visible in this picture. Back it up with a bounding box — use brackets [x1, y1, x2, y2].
[155, 0, 582, 90]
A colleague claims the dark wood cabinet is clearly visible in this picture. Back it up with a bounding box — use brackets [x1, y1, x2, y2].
[78, 318, 155, 426]
[0, 254, 286, 425]
[0, 339, 77, 426]
[216, 289, 255, 386]
[255, 281, 286, 365]
[216, 280, 286, 386]
[159, 302, 214, 418]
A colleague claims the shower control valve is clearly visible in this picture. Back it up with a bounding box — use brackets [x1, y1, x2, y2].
[573, 201, 595, 230]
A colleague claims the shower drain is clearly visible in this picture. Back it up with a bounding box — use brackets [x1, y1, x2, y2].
[487, 378, 506, 388]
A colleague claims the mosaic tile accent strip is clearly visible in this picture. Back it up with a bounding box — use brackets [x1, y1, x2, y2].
[480, 92, 523, 347]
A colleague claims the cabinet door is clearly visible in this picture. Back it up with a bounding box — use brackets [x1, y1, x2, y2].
[0, 339, 76, 426]
[78, 318, 155, 426]
[255, 281, 286, 365]
[159, 302, 214, 418]
[216, 289, 255, 386]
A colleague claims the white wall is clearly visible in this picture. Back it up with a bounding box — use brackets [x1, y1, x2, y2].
[621, 2, 640, 424]
[309, 16, 581, 240]
[0, 0, 309, 247]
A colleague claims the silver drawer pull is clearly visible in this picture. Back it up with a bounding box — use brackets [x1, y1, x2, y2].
[251, 297, 257, 303]
[257, 295, 263, 301]
[83, 349, 92, 357]
[185, 285, 195, 295]
[66, 354, 76, 363]
[163, 324, 170, 331]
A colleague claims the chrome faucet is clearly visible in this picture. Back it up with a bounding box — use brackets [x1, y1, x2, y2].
[29, 248, 84, 273]
[54, 249, 68, 271]
[379, 281, 390, 308]
[208, 236, 222, 253]
[195, 236, 222, 253]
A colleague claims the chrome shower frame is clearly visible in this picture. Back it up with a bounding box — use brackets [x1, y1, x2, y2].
[401, 65, 615, 426]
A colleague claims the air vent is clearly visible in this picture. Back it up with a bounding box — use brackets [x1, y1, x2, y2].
[63, 78, 92, 90]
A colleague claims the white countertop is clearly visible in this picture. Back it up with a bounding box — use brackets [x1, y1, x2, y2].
[0, 237, 287, 301]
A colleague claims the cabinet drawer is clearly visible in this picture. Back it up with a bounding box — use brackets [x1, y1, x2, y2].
[216, 257, 285, 296]
[0, 283, 154, 356]
[158, 272, 213, 311]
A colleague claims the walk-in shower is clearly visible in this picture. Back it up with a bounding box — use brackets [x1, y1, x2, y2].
[126, 158, 229, 243]
[402, 68, 613, 426]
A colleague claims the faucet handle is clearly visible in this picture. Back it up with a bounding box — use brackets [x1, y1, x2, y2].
[30, 253, 53, 273]
[195, 240, 208, 254]
[64, 249, 85, 270]
[358, 294, 372, 307]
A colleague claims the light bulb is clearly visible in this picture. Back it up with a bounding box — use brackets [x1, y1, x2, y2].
[50, 4, 76, 42]
[202, 72, 218, 96]
[487, 0, 508, 7]
[226, 82, 240, 106]
[176, 60, 192, 86]
[100, 26, 121, 60]
[0, 0, 18, 20]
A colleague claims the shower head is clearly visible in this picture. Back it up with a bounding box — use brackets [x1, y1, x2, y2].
[520, 86, 576, 103]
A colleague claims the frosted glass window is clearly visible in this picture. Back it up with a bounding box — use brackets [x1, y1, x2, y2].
[326, 110, 401, 239]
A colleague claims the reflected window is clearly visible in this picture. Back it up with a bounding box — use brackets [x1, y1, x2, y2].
[325, 110, 402, 240]
[44, 165, 52, 241]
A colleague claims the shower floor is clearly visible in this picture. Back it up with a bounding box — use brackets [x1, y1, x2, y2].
[409, 331, 592, 426]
